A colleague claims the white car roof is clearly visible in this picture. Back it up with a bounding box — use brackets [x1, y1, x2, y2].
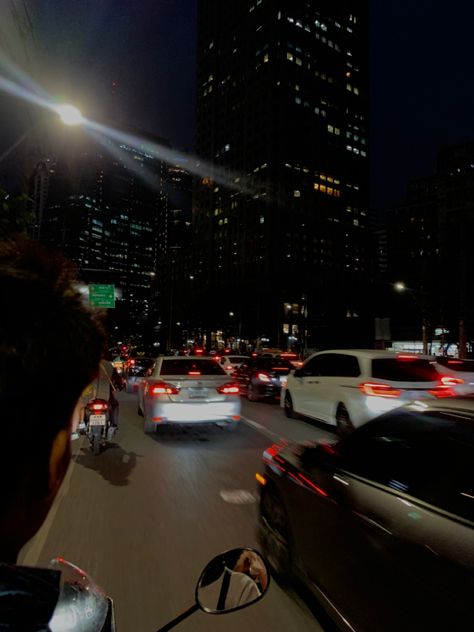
[310, 349, 434, 360]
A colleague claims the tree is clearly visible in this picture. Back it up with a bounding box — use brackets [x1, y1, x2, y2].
[0, 187, 34, 239]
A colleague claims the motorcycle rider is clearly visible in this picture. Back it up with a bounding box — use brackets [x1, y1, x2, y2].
[80, 359, 122, 439]
[0, 240, 106, 630]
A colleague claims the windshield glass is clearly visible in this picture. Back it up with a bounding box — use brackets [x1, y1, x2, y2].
[372, 359, 438, 382]
[160, 359, 227, 376]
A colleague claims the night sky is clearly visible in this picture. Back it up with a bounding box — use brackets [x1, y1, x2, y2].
[2, 1, 474, 212]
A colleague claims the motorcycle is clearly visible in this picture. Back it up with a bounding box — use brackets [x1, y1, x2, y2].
[83, 398, 115, 455]
[48, 547, 270, 631]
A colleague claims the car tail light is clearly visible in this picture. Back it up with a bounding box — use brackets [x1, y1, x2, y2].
[188, 371, 201, 376]
[217, 382, 240, 394]
[440, 375, 464, 386]
[429, 385, 456, 398]
[396, 354, 418, 361]
[359, 382, 401, 398]
[257, 372, 271, 383]
[225, 365, 234, 372]
[150, 382, 180, 395]
[195, 348, 204, 355]
[130, 359, 135, 365]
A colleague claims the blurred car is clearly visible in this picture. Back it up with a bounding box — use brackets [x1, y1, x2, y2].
[435, 357, 474, 395]
[137, 356, 241, 433]
[123, 357, 156, 393]
[234, 357, 293, 402]
[282, 349, 453, 435]
[279, 352, 303, 369]
[218, 355, 251, 374]
[257, 399, 474, 632]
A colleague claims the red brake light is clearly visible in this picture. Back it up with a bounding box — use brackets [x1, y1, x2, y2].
[397, 354, 418, 361]
[440, 375, 464, 386]
[447, 360, 463, 365]
[195, 349, 204, 355]
[90, 402, 107, 410]
[429, 385, 456, 398]
[130, 359, 135, 365]
[188, 371, 201, 376]
[150, 382, 180, 395]
[359, 382, 401, 398]
[257, 372, 271, 383]
[217, 382, 240, 395]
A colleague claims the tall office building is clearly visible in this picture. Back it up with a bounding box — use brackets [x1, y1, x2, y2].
[194, 0, 370, 350]
[40, 134, 168, 341]
[388, 141, 474, 355]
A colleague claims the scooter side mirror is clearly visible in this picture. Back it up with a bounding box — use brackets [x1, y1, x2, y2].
[196, 548, 270, 614]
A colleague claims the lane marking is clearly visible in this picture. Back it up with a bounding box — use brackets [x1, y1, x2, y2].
[19, 437, 82, 567]
[220, 489, 257, 504]
[240, 415, 283, 441]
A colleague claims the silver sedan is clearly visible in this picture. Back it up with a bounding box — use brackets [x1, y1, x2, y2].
[137, 356, 242, 433]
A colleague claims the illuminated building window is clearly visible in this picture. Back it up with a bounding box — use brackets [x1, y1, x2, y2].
[295, 57, 302, 66]
[287, 51, 294, 61]
[295, 96, 301, 104]
[293, 190, 301, 197]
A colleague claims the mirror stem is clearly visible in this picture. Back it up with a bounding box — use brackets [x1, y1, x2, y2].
[156, 603, 200, 632]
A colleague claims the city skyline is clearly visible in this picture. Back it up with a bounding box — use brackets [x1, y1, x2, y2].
[2, 2, 474, 212]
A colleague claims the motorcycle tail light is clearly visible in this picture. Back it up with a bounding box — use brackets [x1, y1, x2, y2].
[150, 382, 180, 395]
[359, 382, 401, 398]
[217, 382, 240, 394]
[90, 401, 108, 410]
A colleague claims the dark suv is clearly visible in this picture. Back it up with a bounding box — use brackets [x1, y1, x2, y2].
[234, 357, 293, 402]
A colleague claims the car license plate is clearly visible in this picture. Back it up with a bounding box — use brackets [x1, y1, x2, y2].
[89, 414, 106, 426]
[189, 388, 208, 399]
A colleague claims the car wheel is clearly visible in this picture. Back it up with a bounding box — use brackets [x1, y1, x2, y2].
[247, 383, 259, 402]
[336, 404, 355, 437]
[284, 392, 298, 419]
[259, 488, 292, 581]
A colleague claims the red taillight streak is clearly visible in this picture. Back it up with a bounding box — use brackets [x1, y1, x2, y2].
[440, 375, 464, 385]
[359, 382, 401, 398]
[257, 372, 271, 383]
[298, 473, 329, 497]
[447, 360, 463, 365]
[188, 371, 201, 375]
[397, 354, 418, 361]
[150, 382, 180, 395]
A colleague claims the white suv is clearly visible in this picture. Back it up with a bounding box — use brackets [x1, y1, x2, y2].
[282, 350, 451, 435]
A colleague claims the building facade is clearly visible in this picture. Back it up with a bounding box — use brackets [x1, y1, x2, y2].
[39, 136, 167, 344]
[387, 141, 474, 356]
[193, 0, 371, 351]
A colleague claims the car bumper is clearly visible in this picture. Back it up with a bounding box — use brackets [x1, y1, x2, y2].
[146, 400, 241, 423]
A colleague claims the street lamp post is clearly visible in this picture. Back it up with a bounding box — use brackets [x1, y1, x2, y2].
[394, 282, 429, 354]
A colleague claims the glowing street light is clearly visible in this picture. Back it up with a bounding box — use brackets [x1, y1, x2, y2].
[55, 104, 83, 126]
[393, 281, 428, 354]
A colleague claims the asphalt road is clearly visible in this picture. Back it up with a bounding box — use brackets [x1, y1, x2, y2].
[19, 393, 337, 632]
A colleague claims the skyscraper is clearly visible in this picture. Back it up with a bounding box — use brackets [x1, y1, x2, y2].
[194, 0, 370, 351]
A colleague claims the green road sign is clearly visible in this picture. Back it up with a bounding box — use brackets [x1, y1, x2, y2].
[89, 284, 115, 308]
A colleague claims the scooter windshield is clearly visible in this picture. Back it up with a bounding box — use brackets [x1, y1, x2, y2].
[48, 558, 109, 632]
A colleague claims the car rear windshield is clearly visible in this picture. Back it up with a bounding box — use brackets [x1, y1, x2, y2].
[371, 358, 438, 382]
[160, 359, 226, 376]
[256, 358, 293, 372]
[436, 358, 474, 373]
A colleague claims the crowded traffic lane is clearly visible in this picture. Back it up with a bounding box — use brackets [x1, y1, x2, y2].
[19, 393, 332, 632]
